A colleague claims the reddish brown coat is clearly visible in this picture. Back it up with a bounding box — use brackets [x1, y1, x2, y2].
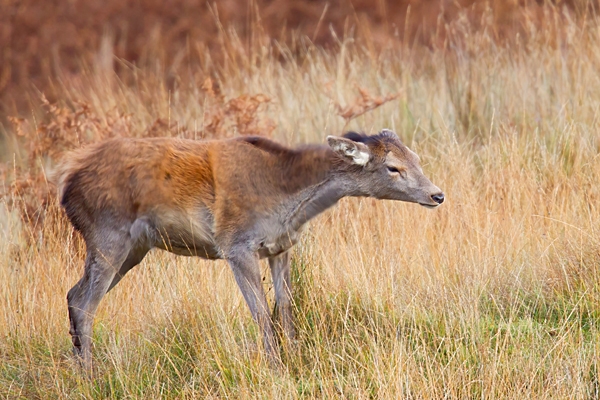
[55, 130, 444, 367]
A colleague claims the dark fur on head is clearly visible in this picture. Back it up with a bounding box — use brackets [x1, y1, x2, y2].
[342, 129, 408, 161]
[343, 129, 401, 145]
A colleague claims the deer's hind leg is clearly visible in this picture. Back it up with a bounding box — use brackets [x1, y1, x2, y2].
[107, 217, 153, 292]
[67, 230, 132, 368]
[106, 246, 149, 292]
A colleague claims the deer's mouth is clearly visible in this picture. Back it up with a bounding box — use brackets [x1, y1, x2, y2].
[419, 203, 440, 209]
[419, 192, 444, 208]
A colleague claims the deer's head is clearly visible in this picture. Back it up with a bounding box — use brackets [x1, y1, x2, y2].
[327, 129, 444, 208]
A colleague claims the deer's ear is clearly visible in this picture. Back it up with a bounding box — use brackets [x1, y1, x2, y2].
[326, 136, 371, 166]
[379, 129, 399, 140]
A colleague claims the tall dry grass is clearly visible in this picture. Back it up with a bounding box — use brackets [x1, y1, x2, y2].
[3, 0, 585, 114]
[1, 8, 600, 399]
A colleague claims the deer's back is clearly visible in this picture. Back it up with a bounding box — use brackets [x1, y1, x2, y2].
[56, 137, 305, 256]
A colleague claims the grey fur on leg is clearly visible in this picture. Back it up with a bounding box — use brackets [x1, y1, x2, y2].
[67, 233, 132, 368]
[269, 252, 296, 341]
[227, 249, 279, 363]
[106, 246, 149, 292]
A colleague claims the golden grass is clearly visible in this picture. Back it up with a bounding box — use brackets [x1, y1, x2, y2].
[1, 11, 600, 399]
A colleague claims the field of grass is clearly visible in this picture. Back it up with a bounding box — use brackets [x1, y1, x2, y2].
[1, 6, 600, 399]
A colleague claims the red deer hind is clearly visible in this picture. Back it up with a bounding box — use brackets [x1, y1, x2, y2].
[54, 129, 444, 367]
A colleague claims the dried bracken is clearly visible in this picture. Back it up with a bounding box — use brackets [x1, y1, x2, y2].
[0, 1, 584, 113]
[2, 83, 274, 234]
[333, 86, 399, 123]
[199, 78, 275, 139]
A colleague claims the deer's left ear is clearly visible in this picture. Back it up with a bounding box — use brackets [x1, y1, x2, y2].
[327, 136, 371, 166]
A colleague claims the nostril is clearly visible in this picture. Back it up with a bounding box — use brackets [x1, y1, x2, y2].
[431, 193, 445, 204]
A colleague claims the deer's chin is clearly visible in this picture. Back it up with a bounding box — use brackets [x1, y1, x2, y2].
[419, 202, 440, 209]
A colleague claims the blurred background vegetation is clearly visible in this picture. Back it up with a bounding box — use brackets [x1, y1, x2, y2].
[0, 0, 594, 115]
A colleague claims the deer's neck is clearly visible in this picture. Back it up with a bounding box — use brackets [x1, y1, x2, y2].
[280, 145, 357, 230]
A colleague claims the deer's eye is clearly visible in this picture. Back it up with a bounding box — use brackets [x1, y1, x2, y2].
[387, 166, 407, 178]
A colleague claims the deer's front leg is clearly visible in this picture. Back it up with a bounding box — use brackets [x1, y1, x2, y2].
[226, 249, 278, 362]
[269, 251, 296, 340]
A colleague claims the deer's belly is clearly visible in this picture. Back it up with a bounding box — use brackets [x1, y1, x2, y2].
[150, 208, 220, 259]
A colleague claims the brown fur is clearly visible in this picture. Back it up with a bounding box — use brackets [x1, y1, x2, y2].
[55, 130, 444, 367]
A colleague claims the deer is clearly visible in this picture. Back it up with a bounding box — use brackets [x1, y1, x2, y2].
[53, 129, 444, 368]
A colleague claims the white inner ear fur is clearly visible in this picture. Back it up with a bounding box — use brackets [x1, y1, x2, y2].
[347, 148, 370, 165]
[327, 136, 370, 165]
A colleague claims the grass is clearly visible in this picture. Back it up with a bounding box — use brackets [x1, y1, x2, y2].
[1, 6, 600, 399]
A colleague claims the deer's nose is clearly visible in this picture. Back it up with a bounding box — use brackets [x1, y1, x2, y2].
[431, 193, 445, 204]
